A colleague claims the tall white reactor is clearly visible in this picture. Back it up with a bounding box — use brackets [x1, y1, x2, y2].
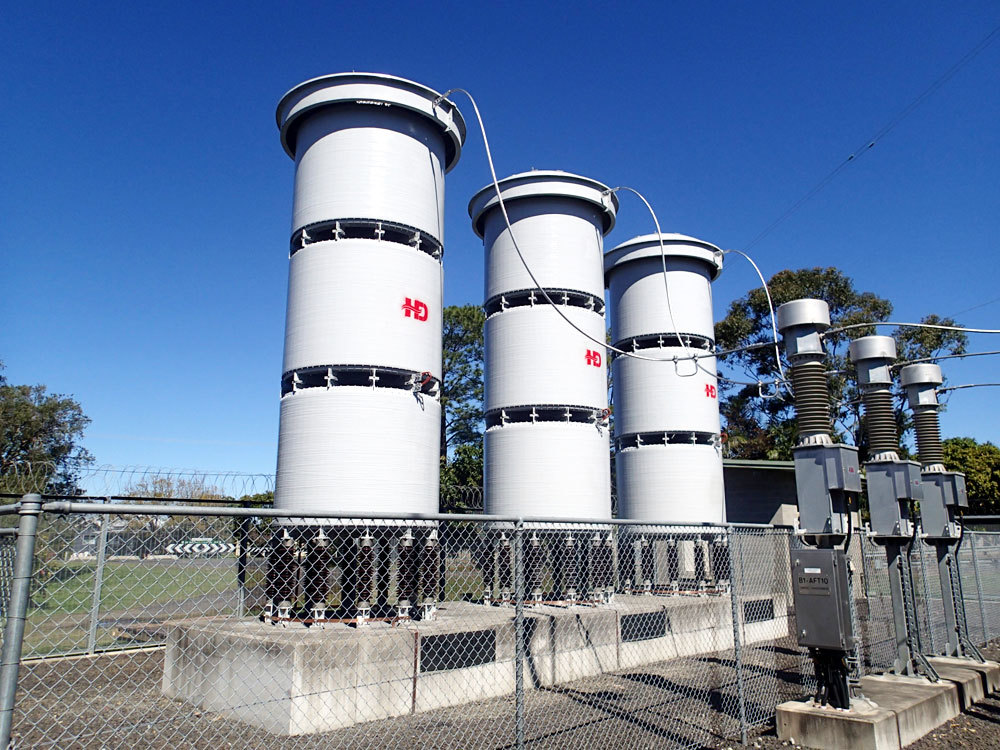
[469, 170, 618, 603]
[604, 234, 726, 590]
[269, 73, 465, 623]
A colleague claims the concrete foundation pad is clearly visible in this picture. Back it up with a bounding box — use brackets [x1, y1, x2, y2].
[776, 697, 900, 750]
[777, 674, 961, 750]
[929, 656, 1000, 698]
[926, 658, 990, 709]
[163, 592, 790, 735]
[860, 674, 961, 748]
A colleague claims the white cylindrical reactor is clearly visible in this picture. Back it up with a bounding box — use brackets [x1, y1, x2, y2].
[604, 234, 726, 524]
[274, 73, 465, 517]
[469, 171, 618, 521]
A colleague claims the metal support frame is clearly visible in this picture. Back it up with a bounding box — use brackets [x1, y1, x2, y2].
[936, 544, 961, 657]
[881, 541, 937, 678]
[0, 495, 42, 750]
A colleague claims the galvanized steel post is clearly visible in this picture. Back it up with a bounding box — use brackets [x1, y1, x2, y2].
[235, 504, 251, 618]
[86, 511, 110, 654]
[0, 495, 42, 749]
[728, 528, 748, 744]
[513, 520, 525, 750]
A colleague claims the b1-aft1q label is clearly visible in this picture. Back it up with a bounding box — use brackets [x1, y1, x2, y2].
[796, 572, 832, 596]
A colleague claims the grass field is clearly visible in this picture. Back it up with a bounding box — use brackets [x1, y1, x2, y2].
[20, 558, 240, 657]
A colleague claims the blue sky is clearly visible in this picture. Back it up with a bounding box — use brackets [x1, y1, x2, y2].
[2, 1, 998, 477]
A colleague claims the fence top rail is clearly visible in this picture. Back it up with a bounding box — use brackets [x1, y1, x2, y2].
[39, 500, 792, 530]
[0, 493, 270, 506]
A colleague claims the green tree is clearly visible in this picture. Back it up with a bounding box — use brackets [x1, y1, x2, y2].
[714, 267, 966, 460]
[440, 305, 485, 459]
[439, 306, 485, 511]
[0, 361, 94, 494]
[440, 443, 484, 512]
[942, 437, 1000, 514]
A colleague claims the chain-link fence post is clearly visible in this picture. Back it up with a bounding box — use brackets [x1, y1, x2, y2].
[728, 528, 749, 744]
[969, 531, 988, 645]
[0, 494, 42, 749]
[235, 504, 251, 618]
[86, 512, 110, 654]
[513, 519, 525, 750]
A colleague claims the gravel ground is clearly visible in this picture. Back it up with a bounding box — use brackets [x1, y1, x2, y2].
[10, 635, 808, 749]
[10, 633, 999, 749]
[713, 641, 1000, 750]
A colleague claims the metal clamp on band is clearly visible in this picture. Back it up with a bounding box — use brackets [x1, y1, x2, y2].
[290, 218, 444, 260]
[281, 364, 441, 397]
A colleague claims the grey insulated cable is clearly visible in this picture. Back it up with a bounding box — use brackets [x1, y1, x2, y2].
[433, 88, 784, 392]
[723, 248, 785, 380]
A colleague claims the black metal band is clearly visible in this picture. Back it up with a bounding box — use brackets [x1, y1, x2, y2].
[484, 288, 604, 318]
[281, 364, 440, 397]
[290, 218, 443, 260]
[609, 333, 714, 362]
[615, 431, 719, 451]
[485, 404, 609, 429]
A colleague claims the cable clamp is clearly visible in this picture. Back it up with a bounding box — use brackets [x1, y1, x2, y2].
[758, 380, 780, 399]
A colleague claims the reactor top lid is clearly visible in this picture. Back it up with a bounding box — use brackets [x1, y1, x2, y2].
[603, 233, 724, 282]
[276, 72, 467, 172]
[468, 169, 619, 238]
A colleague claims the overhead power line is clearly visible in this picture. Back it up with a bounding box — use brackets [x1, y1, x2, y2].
[892, 350, 1000, 368]
[742, 22, 1000, 252]
[829, 321, 1000, 336]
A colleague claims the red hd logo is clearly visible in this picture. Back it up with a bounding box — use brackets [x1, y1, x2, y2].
[402, 297, 429, 322]
[585, 350, 602, 367]
[705, 384, 717, 399]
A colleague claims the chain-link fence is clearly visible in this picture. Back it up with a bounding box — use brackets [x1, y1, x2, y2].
[0, 498, 997, 749]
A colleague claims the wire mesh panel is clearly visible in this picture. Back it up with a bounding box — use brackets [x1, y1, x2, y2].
[958, 531, 992, 646]
[968, 531, 1000, 643]
[8, 511, 531, 748]
[14, 505, 971, 748]
[848, 533, 897, 675]
[731, 527, 812, 729]
[909, 539, 944, 655]
[518, 523, 741, 749]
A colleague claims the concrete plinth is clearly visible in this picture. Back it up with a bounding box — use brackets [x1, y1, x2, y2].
[777, 698, 900, 750]
[928, 656, 1000, 704]
[777, 674, 961, 750]
[163, 592, 789, 735]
